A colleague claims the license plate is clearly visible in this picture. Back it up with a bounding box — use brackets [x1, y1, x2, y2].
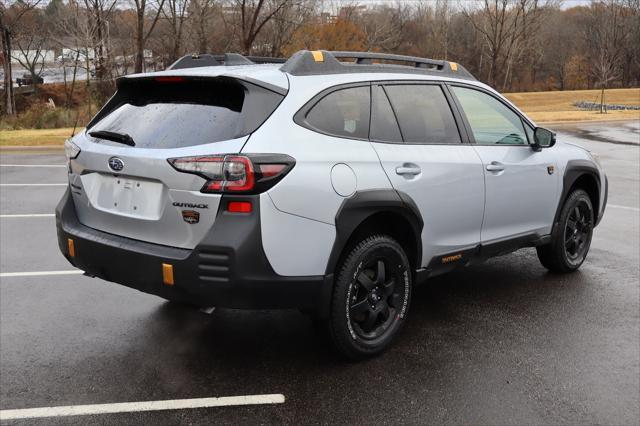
[85, 174, 164, 219]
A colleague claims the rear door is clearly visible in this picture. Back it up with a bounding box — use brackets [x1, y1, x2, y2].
[69, 76, 284, 249]
[448, 85, 559, 243]
[369, 82, 485, 266]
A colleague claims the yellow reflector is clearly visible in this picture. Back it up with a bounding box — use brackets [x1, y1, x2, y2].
[449, 62, 458, 71]
[67, 238, 75, 258]
[311, 50, 324, 62]
[162, 263, 174, 286]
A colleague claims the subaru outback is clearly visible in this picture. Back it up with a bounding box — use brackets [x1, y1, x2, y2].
[57, 50, 608, 359]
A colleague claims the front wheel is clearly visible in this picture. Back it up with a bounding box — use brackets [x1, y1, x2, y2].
[537, 189, 594, 273]
[329, 234, 412, 360]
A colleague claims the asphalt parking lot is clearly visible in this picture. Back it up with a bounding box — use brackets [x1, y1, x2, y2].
[1, 121, 639, 425]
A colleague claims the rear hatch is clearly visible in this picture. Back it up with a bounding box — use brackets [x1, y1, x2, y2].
[68, 75, 285, 249]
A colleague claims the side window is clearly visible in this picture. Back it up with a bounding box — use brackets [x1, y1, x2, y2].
[370, 85, 402, 143]
[451, 86, 527, 145]
[384, 84, 461, 144]
[304, 86, 370, 139]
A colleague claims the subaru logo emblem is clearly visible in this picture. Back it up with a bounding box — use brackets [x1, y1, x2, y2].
[108, 157, 124, 172]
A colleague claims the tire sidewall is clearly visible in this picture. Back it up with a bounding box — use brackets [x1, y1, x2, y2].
[559, 190, 594, 270]
[331, 236, 412, 358]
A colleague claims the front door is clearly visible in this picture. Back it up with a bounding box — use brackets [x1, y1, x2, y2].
[449, 85, 560, 243]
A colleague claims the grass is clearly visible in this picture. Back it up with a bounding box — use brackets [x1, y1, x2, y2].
[0, 88, 638, 147]
[0, 128, 81, 146]
[504, 88, 640, 124]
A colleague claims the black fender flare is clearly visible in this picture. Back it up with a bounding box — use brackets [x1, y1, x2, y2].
[553, 159, 602, 232]
[324, 189, 424, 276]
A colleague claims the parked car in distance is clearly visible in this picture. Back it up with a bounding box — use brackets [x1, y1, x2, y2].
[16, 73, 44, 86]
[57, 50, 607, 359]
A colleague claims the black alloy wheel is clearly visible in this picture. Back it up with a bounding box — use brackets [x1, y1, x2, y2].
[329, 234, 412, 360]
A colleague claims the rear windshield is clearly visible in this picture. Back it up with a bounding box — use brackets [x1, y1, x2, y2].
[87, 77, 284, 149]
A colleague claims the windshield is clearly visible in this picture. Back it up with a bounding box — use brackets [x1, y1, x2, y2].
[88, 77, 284, 149]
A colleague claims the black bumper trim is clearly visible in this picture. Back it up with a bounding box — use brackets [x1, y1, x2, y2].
[56, 189, 329, 312]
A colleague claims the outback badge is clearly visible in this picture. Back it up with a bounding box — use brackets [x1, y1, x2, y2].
[182, 210, 200, 224]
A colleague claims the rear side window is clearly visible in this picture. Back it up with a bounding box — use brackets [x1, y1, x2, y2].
[304, 86, 370, 139]
[88, 77, 283, 149]
[384, 85, 461, 144]
[451, 86, 527, 145]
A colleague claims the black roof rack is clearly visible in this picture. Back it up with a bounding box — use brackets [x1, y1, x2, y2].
[168, 53, 286, 70]
[280, 50, 476, 80]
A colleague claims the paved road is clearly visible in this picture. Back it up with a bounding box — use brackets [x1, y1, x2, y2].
[1, 122, 638, 425]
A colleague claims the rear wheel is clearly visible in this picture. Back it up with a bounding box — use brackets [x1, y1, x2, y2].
[537, 189, 594, 273]
[329, 235, 412, 360]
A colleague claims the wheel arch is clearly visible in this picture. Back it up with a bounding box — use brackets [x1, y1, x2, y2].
[324, 190, 423, 277]
[554, 160, 601, 231]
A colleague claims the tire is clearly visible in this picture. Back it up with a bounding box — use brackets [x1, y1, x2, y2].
[537, 189, 594, 273]
[329, 234, 412, 360]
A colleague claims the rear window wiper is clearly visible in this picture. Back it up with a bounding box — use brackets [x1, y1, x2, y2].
[88, 130, 136, 147]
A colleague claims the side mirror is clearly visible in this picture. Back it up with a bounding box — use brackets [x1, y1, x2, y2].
[532, 127, 556, 150]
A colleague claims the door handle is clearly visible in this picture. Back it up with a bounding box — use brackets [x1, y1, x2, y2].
[396, 165, 421, 176]
[486, 162, 505, 172]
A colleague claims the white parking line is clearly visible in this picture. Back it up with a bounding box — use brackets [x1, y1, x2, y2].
[0, 183, 67, 187]
[0, 164, 66, 168]
[609, 204, 640, 212]
[0, 394, 285, 420]
[0, 270, 83, 278]
[0, 214, 55, 218]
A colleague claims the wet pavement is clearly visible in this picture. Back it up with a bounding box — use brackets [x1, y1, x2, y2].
[0, 121, 639, 424]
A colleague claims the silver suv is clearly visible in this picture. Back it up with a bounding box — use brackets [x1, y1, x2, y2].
[57, 50, 608, 359]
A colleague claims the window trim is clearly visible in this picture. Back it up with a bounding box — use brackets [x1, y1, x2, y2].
[446, 82, 536, 147]
[374, 80, 467, 146]
[369, 84, 404, 144]
[293, 82, 372, 142]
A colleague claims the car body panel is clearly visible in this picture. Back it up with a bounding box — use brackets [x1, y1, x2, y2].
[471, 145, 560, 243]
[260, 193, 336, 276]
[371, 142, 485, 266]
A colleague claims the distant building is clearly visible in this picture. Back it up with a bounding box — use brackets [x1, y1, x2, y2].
[11, 50, 55, 65]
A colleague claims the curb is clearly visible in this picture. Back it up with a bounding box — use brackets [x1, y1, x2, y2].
[541, 118, 639, 127]
[0, 145, 64, 152]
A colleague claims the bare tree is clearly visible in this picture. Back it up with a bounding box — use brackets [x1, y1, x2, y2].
[132, 0, 166, 73]
[261, 0, 317, 56]
[1, 0, 42, 115]
[357, 4, 409, 53]
[463, 0, 545, 89]
[161, 0, 189, 64]
[52, 1, 96, 106]
[13, 23, 47, 90]
[82, 0, 117, 81]
[587, 0, 627, 113]
[232, 0, 300, 54]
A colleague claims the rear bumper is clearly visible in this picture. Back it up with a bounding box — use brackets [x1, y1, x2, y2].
[56, 189, 331, 313]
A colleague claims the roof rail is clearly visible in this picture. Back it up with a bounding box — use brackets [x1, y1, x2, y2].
[168, 53, 286, 70]
[280, 50, 476, 80]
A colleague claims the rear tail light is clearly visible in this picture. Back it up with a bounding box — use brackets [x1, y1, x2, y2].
[168, 154, 295, 194]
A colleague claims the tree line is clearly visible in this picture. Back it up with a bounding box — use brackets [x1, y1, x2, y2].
[1, 0, 639, 115]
